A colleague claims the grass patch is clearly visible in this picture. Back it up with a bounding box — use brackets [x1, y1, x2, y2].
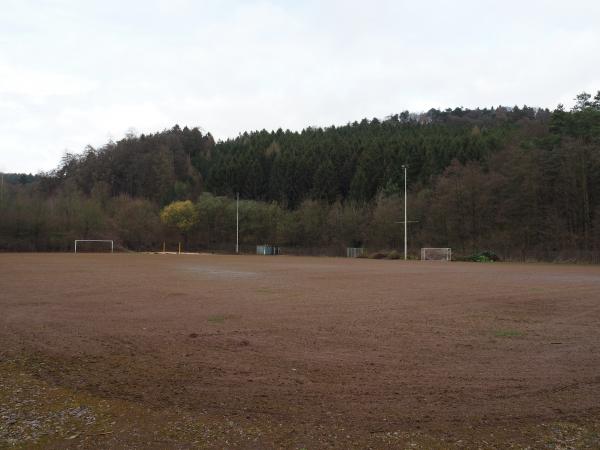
[494, 329, 524, 337]
[255, 287, 277, 294]
[207, 314, 228, 324]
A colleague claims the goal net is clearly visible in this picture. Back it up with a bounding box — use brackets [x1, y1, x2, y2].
[74, 240, 114, 253]
[421, 248, 451, 261]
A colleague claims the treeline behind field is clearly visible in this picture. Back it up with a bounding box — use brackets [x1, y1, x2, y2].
[1, 92, 600, 260]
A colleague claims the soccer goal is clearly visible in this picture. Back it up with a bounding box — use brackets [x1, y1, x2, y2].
[256, 245, 280, 255]
[74, 240, 114, 253]
[421, 248, 451, 261]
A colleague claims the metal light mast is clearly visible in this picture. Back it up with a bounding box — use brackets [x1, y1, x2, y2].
[236, 192, 239, 254]
[402, 165, 407, 260]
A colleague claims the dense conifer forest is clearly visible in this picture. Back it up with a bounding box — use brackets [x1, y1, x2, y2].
[1, 91, 599, 260]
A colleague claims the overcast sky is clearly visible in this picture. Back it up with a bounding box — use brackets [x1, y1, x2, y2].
[1, 0, 599, 173]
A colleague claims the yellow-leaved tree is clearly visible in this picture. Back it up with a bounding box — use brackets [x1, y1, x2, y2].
[160, 200, 198, 249]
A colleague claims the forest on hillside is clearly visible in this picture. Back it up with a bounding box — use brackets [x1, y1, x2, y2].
[1, 91, 600, 261]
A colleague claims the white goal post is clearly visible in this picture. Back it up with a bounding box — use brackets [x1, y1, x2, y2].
[421, 248, 452, 261]
[74, 240, 114, 253]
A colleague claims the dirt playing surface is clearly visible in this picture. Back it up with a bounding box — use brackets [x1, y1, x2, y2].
[2, 253, 600, 448]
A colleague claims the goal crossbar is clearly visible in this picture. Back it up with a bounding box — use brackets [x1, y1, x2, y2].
[74, 240, 114, 253]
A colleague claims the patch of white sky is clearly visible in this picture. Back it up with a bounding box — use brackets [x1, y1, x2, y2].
[1, 0, 599, 172]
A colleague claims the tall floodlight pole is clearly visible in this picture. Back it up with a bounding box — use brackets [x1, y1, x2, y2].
[402, 165, 408, 260]
[236, 192, 239, 254]
[394, 165, 417, 260]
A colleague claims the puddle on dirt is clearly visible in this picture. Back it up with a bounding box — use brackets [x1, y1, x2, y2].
[183, 266, 258, 279]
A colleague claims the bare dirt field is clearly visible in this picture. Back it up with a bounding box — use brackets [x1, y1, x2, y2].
[2, 253, 600, 448]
